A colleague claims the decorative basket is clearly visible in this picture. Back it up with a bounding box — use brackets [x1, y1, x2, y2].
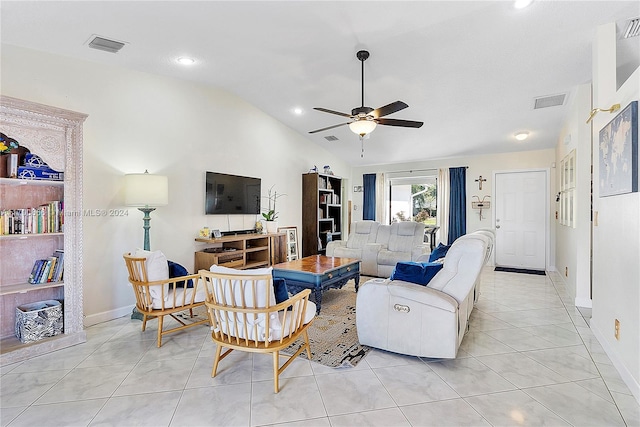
[15, 300, 63, 343]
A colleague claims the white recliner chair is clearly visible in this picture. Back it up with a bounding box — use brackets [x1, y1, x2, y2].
[326, 221, 429, 277]
[356, 230, 494, 359]
[325, 220, 380, 259]
[362, 221, 429, 277]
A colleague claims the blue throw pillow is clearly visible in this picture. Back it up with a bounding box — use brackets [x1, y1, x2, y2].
[428, 243, 451, 262]
[390, 261, 443, 286]
[168, 260, 194, 288]
[273, 278, 289, 304]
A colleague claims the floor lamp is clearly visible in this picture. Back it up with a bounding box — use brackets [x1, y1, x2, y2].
[124, 170, 168, 321]
[124, 170, 168, 250]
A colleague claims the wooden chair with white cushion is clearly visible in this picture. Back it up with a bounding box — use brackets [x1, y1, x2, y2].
[199, 265, 315, 393]
[123, 250, 208, 347]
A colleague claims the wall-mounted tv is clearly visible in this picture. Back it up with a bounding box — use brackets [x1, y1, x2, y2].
[205, 172, 261, 215]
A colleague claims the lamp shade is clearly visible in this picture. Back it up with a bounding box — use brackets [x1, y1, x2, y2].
[349, 119, 377, 136]
[124, 171, 169, 207]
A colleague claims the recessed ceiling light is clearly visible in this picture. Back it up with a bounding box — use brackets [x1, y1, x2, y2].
[176, 57, 195, 65]
[293, 107, 303, 115]
[515, 132, 529, 141]
[514, 0, 534, 9]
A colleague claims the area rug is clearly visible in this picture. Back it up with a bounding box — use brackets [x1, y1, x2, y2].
[495, 266, 546, 275]
[281, 278, 372, 368]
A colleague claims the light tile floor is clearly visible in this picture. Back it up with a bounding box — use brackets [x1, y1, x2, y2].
[1, 268, 639, 426]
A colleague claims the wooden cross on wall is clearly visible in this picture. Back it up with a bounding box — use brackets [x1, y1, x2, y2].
[475, 175, 487, 190]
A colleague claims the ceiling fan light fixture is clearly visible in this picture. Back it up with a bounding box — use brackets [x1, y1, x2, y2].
[514, 0, 534, 9]
[349, 119, 377, 137]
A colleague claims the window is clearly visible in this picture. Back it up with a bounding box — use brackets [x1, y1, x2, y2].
[559, 150, 576, 228]
[389, 175, 437, 225]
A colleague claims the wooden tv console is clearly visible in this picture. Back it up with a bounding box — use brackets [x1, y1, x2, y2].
[194, 233, 285, 271]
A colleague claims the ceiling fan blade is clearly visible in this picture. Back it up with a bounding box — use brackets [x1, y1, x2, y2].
[309, 122, 350, 134]
[313, 107, 353, 118]
[377, 118, 424, 128]
[371, 101, 408, 118]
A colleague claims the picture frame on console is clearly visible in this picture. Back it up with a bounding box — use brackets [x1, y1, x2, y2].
[278, 226, 299, 261]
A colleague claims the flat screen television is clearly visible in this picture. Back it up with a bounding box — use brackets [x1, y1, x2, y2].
[205, 172, 261, 215]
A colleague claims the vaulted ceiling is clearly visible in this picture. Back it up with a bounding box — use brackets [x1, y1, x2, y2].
[1, 1, 638, 166]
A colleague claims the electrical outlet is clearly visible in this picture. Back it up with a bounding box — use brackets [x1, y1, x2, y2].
[615, 319, 620, 340]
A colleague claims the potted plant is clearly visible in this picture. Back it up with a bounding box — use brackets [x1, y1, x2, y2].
[262, 185, 286, 233]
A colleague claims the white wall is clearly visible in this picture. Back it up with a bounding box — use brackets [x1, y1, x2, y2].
[350, 149, 557, 267]
[555, 83, 593, 307]
[589, 23, 640, 402]
[1, 44, 349, 325]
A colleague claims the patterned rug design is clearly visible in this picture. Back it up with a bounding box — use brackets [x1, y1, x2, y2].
[281, 278, 372, 368]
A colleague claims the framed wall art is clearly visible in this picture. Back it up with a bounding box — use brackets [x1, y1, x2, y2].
[598, 100, 638, 197]
[278, 226, 299, 261]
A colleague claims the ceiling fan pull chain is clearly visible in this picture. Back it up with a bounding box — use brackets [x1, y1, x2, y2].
[360, 135, 365, 158]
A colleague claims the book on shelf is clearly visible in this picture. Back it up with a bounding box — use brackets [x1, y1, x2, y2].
[320, 193, 340, 205]
[52, 249, 64, 282]
[38, 259, 52, 284]
[0, 201, 63, 235]
[27, 250, 64, 284]
[28, 259, 45, 284]
[46, 256, 57, 282]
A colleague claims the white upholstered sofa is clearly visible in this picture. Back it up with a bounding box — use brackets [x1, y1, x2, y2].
[326, 221, 428, 277]
[355, 230, 494, 358]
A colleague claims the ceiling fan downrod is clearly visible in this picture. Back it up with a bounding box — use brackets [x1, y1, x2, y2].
[357, 50, 369, 108]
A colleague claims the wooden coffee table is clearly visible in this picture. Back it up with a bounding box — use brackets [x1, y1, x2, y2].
[272, 255, 360, 314]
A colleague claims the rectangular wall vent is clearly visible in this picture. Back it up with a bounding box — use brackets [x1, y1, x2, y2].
[324, 135, 339, 141]
[88, 36, 125, 53]
[534, 94, 566, 109]
[623, 18, 640, 39]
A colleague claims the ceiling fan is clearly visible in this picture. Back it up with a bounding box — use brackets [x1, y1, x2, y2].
[309, 50, 424, 142]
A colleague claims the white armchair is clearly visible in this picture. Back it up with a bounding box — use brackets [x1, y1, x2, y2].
[123, 251, 208, 347]
[199, 265, 316, 393]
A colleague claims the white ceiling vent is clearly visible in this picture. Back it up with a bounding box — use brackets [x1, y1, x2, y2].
[623, 18, 640, 39]
[88, 36, 125, 53]
[324, 135, 339, 141]
[533, 94, 566, 109]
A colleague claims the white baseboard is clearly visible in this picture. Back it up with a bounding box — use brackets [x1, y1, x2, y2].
[575, 297, 592, 308]
[591, 323, 640, 404]
[84, 305, 134, 327]
[549, 266, 592, 308]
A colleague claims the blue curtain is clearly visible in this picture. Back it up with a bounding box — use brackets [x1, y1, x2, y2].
[363, 174, 376, 220]
[448, 167, 466, 243]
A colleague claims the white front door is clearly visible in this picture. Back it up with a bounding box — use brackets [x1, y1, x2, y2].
[494, 170, 547, 270]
